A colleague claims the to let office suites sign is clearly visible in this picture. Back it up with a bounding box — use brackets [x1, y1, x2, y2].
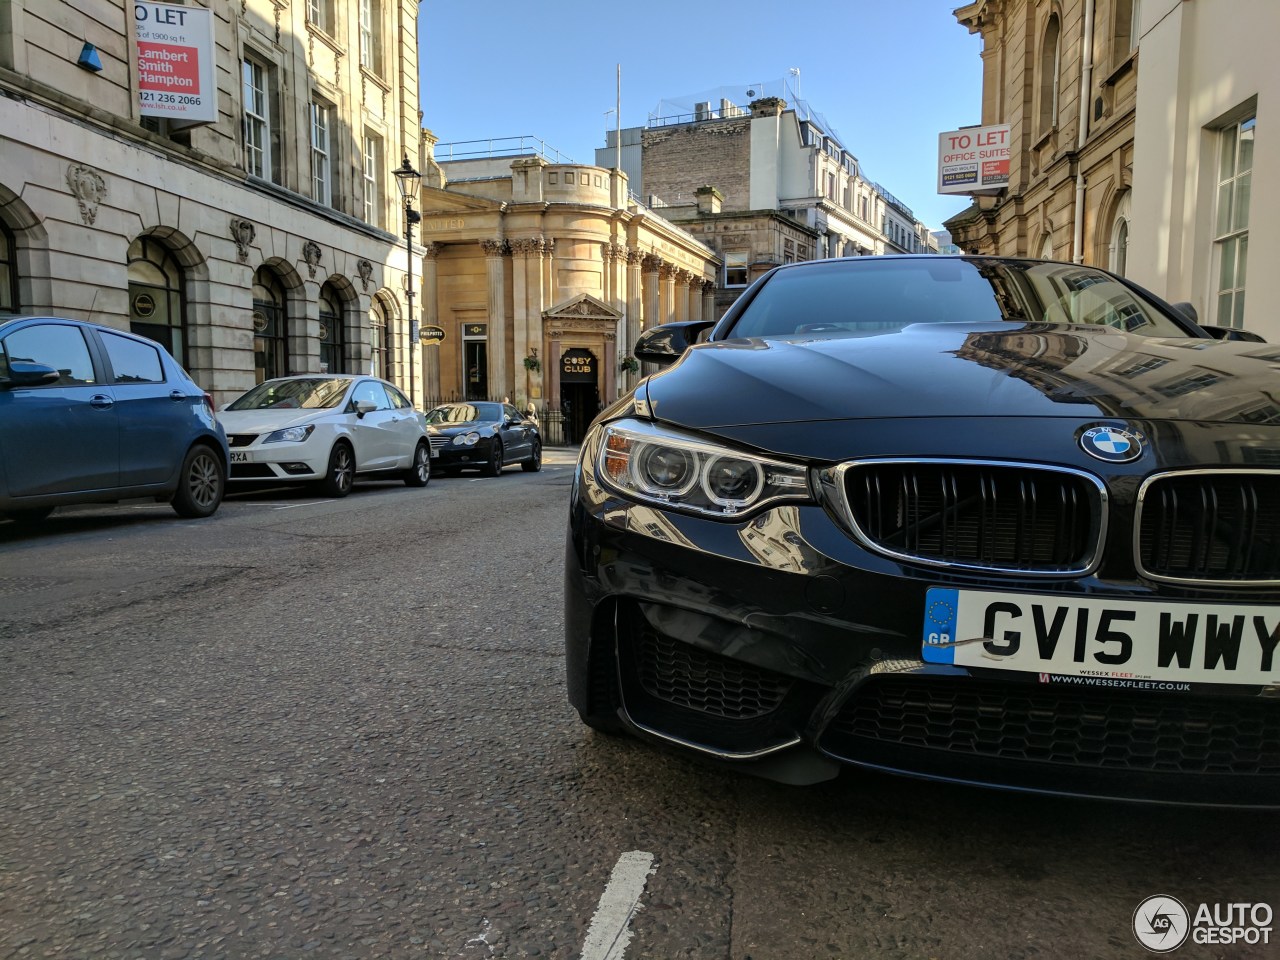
[134, 1, 217, 125]
[937, 124, 1011, 195]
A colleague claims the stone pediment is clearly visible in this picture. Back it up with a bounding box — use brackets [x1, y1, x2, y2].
[418, 187, 501, 214]
[543, 294, 621, 322]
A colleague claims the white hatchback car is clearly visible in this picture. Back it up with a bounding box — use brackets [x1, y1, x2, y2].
[220, 375, 434, 496]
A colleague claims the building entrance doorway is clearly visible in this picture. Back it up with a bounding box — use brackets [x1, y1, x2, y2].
[559, 347, 599, 445]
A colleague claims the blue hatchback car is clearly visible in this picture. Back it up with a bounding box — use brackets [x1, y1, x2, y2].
[0, 316, 229, 523]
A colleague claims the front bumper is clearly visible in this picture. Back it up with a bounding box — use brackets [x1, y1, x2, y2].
[430, 435, 497, 468]
[565, 448, 1280, 807]
[227, 443, 326, 481]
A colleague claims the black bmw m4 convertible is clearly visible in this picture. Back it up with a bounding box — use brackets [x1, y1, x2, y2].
[565, 255, 1280, 807]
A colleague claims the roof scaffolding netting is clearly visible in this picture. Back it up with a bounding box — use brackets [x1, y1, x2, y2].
[648, 77, 845, 149]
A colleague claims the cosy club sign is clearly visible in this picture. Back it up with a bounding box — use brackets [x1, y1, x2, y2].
[134, 1, 217, 125]
[937, 124, 1011, 194]
[560, 348, 597, 382]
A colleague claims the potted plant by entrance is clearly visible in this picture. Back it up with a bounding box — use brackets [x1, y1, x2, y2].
[619, 355, 639, 374]
[523, 349, 541, 373]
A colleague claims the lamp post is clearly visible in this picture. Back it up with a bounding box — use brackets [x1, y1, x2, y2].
[393, 156, 422, 406]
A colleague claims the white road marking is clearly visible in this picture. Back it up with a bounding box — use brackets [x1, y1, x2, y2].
[580, 851, 656, 960]
[272, 500, 334, 509]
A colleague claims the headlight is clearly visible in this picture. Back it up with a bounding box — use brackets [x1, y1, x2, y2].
[263, 424, 315, 443]
[452, 432, 480, 446]
[596, 419, 810, 518]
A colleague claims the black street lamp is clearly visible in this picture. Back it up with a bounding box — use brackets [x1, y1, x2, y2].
[393, 156, 422, 406]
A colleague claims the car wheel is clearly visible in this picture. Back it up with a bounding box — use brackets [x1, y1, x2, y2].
[2, 506, 54, 526]
[320, 441, 355, 497]
[484, 439, 504, 477]
[404, 441, 431, 487]
[522, 438, 543, 473]
[171, 443, 225, 518]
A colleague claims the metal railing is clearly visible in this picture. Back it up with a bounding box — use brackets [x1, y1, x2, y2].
[433, 137, 576, 165]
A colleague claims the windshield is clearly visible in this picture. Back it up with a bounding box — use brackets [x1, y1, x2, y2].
[426, 403, 501, 424]
[227, 378, 353, 411]
[725, 258, 1193, 340]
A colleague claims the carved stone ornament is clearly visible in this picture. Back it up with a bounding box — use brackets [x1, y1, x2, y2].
[229, 217, 256, 263]
[480, 239, 508, 257]
[356, 258, 374, 291]
[641, 253, 664, 272]
[510, 237, 545, 257]
[66, 164, 107, 225]
[302, 240, 322, 278]
[423, 241, 443, 260]
[626, 248, 645, 265]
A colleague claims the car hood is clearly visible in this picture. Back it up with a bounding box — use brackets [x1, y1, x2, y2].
[218, 409, 333, 432]
[642, 322, 1280, 429]
[429, 420, 492, 433]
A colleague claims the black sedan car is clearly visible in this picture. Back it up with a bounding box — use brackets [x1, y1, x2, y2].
[565, 255, 1280, 806]
[426, 401, 542, 476]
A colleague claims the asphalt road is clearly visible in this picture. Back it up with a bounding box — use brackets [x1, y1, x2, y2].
[1, 450, 1277, 960]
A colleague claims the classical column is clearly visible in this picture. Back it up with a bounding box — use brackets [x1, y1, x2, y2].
[481, 238, 508, 399]
[510, 237, 547, 407]
[601, 242, 615, 306]
[604, 335, 617, 402]
[701, 278, 716, 322]
[641, 254, 662, 376]
[675, 271, 696, 323]
[421, 242, 441, 401]
[548, 333, 562, 410]
[626, 248, 643, 351]
[641, 254, 662, 335]
[659, 261, 677, 324]
[535, 238, 552, 398]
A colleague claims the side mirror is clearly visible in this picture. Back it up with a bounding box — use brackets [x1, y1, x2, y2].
[1199, 324, 1266, 343]
[634, 320, 716, 368]
[1171, 301, 1199, 324]
[0, 360, 61, 389]
[355, 399, 377, 417]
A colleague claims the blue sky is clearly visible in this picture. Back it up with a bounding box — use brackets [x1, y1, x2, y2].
[417, 1, 983, 231]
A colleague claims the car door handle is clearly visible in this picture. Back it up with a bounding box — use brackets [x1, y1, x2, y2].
[89, 394, 114, 409]
[169, 390, 186, 402]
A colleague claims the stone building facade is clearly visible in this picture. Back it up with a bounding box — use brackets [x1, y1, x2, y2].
[944, 0, 1140, 273]
[599, 92, 937, 315]
[0, 0, 422, 405]
[1127, 0, 1277, 338]
[415, 140, 719, 432]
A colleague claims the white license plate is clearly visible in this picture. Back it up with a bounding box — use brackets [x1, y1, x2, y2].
[922, 587, 1280, 688]
[230, 451, 251, 463]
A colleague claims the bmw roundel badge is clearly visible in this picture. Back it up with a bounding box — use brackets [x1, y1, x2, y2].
[1079, 425, 1143, 463]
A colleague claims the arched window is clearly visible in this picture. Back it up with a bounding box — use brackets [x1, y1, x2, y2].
[127, 236, 187, 367]
[318, 283, 344, 374]
[0, 221, 17, 314]
[1039, 14, 1062, 133]
[370, 299, 390, 380]
[1110, 191, 1131, 277]
[252, 268, 288, 383]
[1040, 233, 1054, 260]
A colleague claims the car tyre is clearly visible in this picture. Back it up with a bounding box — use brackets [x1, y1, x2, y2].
[320, 441, 355, 497]
[404, 441, 431, 487]
[171, 443, 225, 518]
[522, 438, 543, 473]
[484, 439, 504, 477]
